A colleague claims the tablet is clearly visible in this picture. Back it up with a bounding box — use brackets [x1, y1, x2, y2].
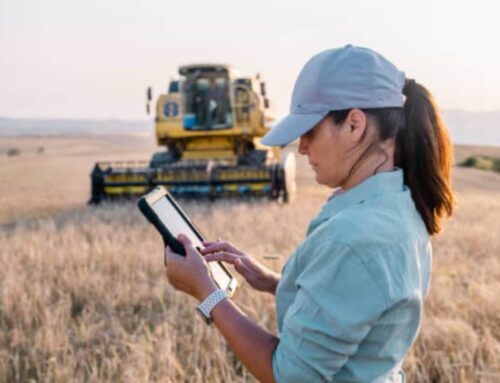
[137, 186, 237, 296]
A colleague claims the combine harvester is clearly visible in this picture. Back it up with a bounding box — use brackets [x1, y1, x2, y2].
[89, 64, 296, 203]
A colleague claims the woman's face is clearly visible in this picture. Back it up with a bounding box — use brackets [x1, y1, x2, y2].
[298, 114, 355, 188]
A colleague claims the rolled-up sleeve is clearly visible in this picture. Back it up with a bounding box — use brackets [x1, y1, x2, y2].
[272, 241, 388, 383]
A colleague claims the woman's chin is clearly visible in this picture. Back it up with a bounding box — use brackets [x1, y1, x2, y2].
[314, 172, 339, 188]
[314, 173, 327, 186]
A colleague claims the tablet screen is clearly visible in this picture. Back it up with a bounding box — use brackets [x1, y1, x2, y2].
[151, 197, 232, 291]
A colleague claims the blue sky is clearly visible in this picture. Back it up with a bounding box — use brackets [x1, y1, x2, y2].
[1, 0, 499, 119]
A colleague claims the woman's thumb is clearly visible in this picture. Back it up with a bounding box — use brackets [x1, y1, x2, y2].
[177, 233, 192, 245]
[177, 234, 197, 255]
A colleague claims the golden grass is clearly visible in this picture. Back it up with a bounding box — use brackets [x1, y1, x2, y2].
[1, 136, 500, 382]
[0, 201, 313, 382]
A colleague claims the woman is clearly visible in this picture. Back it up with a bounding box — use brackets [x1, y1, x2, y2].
[164, 45, 454, 382]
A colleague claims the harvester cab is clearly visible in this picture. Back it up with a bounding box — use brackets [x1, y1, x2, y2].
[90, 64, 296, 203]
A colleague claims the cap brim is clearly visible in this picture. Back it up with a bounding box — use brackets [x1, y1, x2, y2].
[260, 112, 327, 146]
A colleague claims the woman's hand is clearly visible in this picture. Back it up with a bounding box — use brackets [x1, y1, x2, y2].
[200, 240, 280, 295]
[165, 234, 218, 302]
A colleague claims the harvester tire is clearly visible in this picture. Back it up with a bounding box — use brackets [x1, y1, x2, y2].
[149, 151, 177, 168]
[282, 152, 296, 203]
[273, 152, 296, 203]
[241, 149, 267, 166]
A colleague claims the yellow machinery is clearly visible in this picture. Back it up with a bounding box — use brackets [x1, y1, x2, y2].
[89, 64, 295, 203]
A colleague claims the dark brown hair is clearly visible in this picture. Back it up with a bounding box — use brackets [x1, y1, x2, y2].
[329, 80, 455, 235]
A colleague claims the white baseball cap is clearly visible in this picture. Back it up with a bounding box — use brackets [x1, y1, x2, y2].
[261, 45, 406, 146]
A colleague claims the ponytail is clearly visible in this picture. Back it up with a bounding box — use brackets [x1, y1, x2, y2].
[396, 79, 455, 235]
[329, 80, 454, 235]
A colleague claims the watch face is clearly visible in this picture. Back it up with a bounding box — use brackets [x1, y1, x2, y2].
[196, 306, 212, 325]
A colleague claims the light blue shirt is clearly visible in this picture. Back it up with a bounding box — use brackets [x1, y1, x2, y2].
[272, 169, 431, 382]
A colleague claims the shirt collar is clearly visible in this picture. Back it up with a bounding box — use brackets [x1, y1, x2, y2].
[307, 168, 404, 235]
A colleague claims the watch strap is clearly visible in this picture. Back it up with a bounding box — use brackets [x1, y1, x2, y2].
[196, 289, 228, 324]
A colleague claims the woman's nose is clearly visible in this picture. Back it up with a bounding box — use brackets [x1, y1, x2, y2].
[298, 137, 308, 155]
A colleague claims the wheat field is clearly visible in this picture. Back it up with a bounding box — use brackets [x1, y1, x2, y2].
[1, 136, 499, 382]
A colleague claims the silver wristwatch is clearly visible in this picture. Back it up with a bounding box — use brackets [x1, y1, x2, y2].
[196, 289, 228, 325]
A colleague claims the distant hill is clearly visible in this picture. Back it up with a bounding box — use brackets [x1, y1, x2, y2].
[1, 111, 499, 146]
[0, 117, 151, 137]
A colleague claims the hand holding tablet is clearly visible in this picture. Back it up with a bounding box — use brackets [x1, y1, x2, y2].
[137, 187, 238, 297]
